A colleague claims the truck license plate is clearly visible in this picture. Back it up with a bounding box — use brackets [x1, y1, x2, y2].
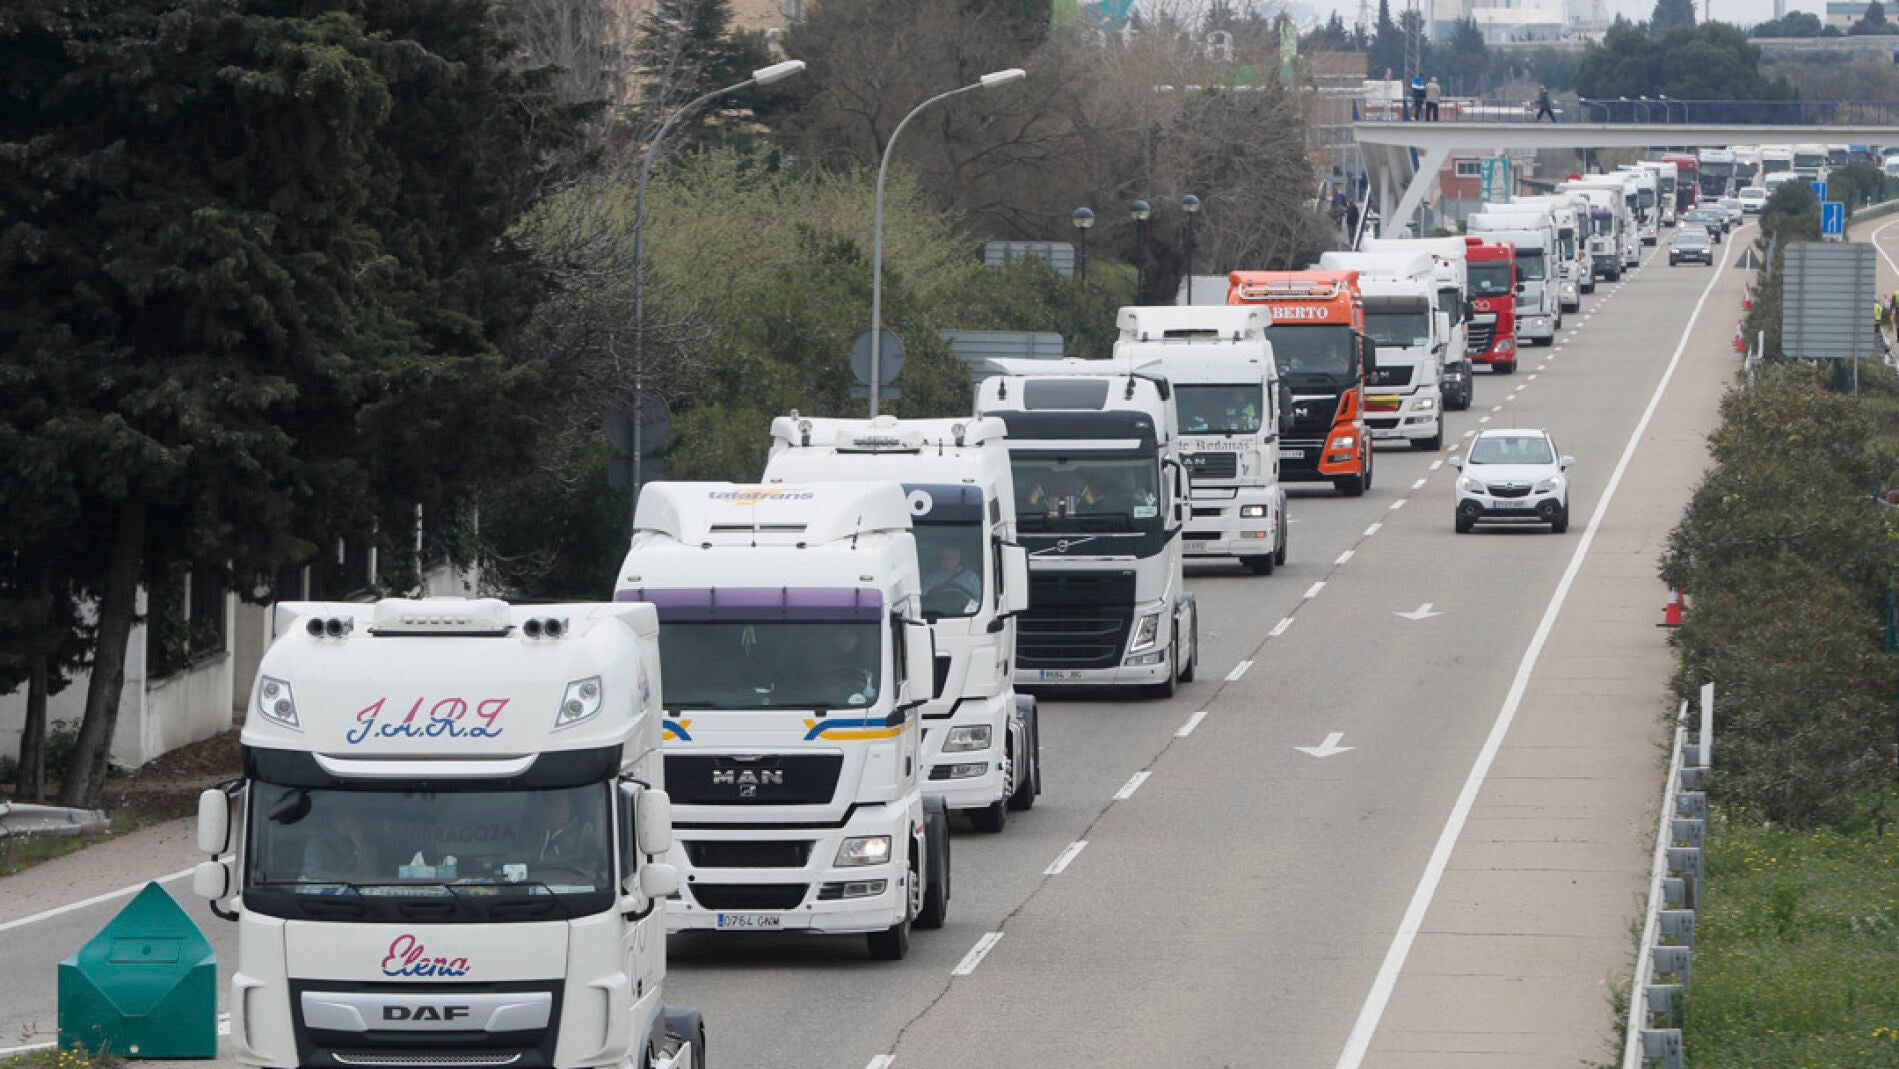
[1280, 449, 1304, 458]
[1184, 540, 1210, 553]
[1037, 670, 1085, 681]
[717, 913, 783, 930]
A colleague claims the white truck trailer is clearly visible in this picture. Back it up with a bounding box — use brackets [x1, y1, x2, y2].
[190, 597, 702, 1069]
[762, 414, 1042, 832]
[615, 482, 952, 960]
[978, 356, 1199, 698]
[1315, 250, 1447, 448]
[1114, 306, 1289, 574]
[1468, 207, 1562, 347]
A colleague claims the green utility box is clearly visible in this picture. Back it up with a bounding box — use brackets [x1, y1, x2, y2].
[58, 881, 217, 1058]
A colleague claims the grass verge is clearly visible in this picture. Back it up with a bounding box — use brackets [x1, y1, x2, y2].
[1684, 802, 1899, 1067]
[0, 1047, 122, 1069]
[0, 807, 174, 879]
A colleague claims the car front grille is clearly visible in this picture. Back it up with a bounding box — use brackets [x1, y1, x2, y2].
[1486, 484, 1533, 499]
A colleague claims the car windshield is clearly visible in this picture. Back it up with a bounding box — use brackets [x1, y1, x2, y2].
[248, 783, 611, 896]
[658, 621, 882, 708]
[1467, 264, 1513, 296]
[1014, 455, 1160, 533]
[914, 521, 985, 619]
[1678, 232, 1708, 246]
[1264, 324, 1355, 378]
[1468, 435, 1555, 465]
[1177, 384, 1263, 435]
[1364, 306, 1432, 348]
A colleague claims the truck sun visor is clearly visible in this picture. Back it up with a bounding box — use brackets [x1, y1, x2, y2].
[615, 586, 885, 623]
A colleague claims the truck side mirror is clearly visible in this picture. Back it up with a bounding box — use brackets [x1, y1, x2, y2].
[1001, 544, 1030, 617]
[192, 859, 234, 900]
[1278, 382, 1295, 437]
[905, 619, 939, 701]
[632, 784, 673, 856]
[638, 862, 680, 899]
[197, 788, 230, 855]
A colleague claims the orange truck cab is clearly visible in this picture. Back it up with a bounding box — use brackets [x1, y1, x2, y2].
[1226, 270, 1375, 496]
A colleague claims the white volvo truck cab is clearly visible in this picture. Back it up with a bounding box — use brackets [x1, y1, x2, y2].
[615, 482, 951, 960]
[761, 415, 1042, 833]
[190, 598, 702, 1069]
[1468, 208, 1561, 347]
[978, 357, 1199, 698]
[1114, 306, 1289, 575]
[1316, 250, 1448, 449]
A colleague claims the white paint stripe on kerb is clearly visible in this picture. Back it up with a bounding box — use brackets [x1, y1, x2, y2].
[1226, 659, 1255, 680]
[0, 867, 194, 935]
[1045, 840, 1089, 875]
[1113, 771, 1150, 801]
[1332, 221, 1734, 1069]
[0, 1043, 56, 1058]
[1304, 581, 1326, 599]
[1335, 549, 1355, 566]
[1176, 710, 1208, 737]
[953, 932, 1004, 976]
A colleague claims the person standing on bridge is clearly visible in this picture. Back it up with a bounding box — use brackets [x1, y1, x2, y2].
[1425, 76, 1442, 121]
[1534, 85, 1557, 123]
[1410, 74, 1427, 121]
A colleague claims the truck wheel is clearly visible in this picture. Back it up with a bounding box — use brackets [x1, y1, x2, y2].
[970, 796, 1007, 834]
[1007, 702, 1038, 811]
[1178, 617, 1197, 683]
[1241, 554, 1275, 574]
[916, 810, 950, 930]
[868, 860, 917, 959]
[1413, 424, 1443, 451]
[1497, 360, 1516, 374]
[1334, 474, 1364, 496]
[1275, 526, 1288, 566]
[1146, 652, 1179, 699]
[661, 1009, 706, 1069]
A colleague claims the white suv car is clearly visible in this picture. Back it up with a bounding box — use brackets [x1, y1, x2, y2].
[1451, 428, 1574, 533]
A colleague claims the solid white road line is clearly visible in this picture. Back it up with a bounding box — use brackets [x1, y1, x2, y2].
[953, 932, 1004, 976]
[0, 867, 195, 935]
[1226, 659, 1255, 680]
[1304, 581, 1326, 599]
[0, 1043, 55, 1058]
[1335, 549, 1356, 565]
[865, 1056, 897, 1069]
[1333, 220, 1735, 1069]
[1269, 618, 1294, 638]
[1112, 771, 1150, 801]
[1045, 840, 1090, 875]
[1364, 522, 1383, 536]
[1176, 710, 1209, 737]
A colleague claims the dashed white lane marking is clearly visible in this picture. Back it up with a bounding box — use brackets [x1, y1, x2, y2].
[1529, 373, 1539, 380]
[1478, 416, 1492, 424]
[1364, 522, 1383, 536]
[1463, 429, 1477, 438]
[0, 868, 195, 934]
[1226, 659, 1254, 681]
[953, 932, 1004, 976]
[1410, 478, 1427, 490]
[1304, 581, 1326, 599]
[1429, 460, 1443, 471]
[1113, 771, 1151, 801]
[1176, 711, 1208, 738]
[1269, 618, 1294, 638]
[1335, 549, 1356, 565]
[1513, 385, 1526, 394]
[1491, 404, 1504, 412]
[866, 1056, 897, 1069]
[1389, 498, 1407, 510]
[1045, 840, 1090, 875]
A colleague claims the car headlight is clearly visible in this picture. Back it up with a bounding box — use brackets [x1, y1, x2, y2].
[1240, 504, 1268, 518]
[1535, 474, 1565, 494]
[257, 676, 300, 729]
[1457, 476, 1483, 494]
[556, 676, 603, 728]
[1413, 396, 1437, 411]
[942, 725, 992, 753]
[1128, 611, 1162, 653]
[1329, 433, 1355, 450]
[836, 836, 892, 867]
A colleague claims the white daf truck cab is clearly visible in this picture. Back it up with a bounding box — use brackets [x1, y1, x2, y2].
[614, 482, 951, 960]
[978, 357, 1199, 698]
[761, 415, 1042, 833]
[1468, 207, 1561, 347]
[1114, 306, 1289, 574]
[191, 597, 702, 1069]
[1316, 250, 1448, 449]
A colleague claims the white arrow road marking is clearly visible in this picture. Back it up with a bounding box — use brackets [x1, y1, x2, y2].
[1394, 602, 1442, 621]
[1304, 581, 1326, 599]
[1113, 771, 1150, 801]
[1269, 618, 1294, 638]
[1226, 659, 1254, 681]
[1045, 840, 1089, 875]
[1296, 732, 1355, 758]
[1335, 549, 1355, 565]
[1176, 710, 1208, 737]
[953, 932, 1004, 976]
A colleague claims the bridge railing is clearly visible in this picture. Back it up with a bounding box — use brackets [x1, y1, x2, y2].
[1359, 97, 1899, 126]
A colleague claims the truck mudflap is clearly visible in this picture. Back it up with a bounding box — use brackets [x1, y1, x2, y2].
[648, 1006, 704, 1069]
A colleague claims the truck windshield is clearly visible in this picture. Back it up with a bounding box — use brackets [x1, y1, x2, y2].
[658, 621, 882, 708]
[1264, 324, 1354, 377]
[248, 783, 612, 900]
[1364, 307, 1432, 348]
[1176, 385, 1263, 434]
[914, 522, 985, 619]
[1014, 456, 1159, 533]
[1513, 249, 1546, 282]
[1468, 264, 1512, 296]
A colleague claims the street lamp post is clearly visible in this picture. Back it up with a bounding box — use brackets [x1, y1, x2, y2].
[870, 67, 1027, 416]
[1129, 199, 1152, 304]
[1180, 194, 1200, 304]
[1071, 207, 1095, 281]
[630, 59, 805, 521]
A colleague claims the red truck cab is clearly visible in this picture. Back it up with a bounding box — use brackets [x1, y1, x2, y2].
[1462, 237, 1520, 375]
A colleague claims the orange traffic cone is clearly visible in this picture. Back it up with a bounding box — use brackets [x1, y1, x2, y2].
[1659, 588, 1684, 628]
[1742, 284, 1752, 311]
[1733, 321, 1746, 353]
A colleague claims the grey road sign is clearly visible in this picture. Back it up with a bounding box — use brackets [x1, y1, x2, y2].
[983, 241, 1077, 277]
[1783, 241, 1877, 360]
[605, 394, 671, 456]
[850, 329, 904, 385]
[939, 330, 1065, 382]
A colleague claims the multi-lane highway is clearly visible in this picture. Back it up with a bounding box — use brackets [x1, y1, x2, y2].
[0, 220, 1766, 1068]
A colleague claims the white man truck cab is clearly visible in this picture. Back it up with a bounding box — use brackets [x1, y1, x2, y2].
[761, 415, 1042, 833]
[1468, 208, 1561, 347]
[1114, 306, 1290, 574]
[1615, 165, 1661, 244]
[1361, 235, 1475, 409]
[1316, 250, 1448, 450]
[615, 482, 951, 961]
[978, 357, 1199, 698]
[190, 598, 702, 1069]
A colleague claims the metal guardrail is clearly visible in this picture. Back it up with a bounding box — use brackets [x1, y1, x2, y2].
[1360, 98, 1899, 126]
[1622, 683, 1713, 1069]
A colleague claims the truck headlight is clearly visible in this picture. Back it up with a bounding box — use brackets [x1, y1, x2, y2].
[1535, 474, 1565, 493]
[1329, 433, 1355, 450]
[556, 676, 603, 728]
[1413, 397, 1437, 411]
[942, 725, 992, 752]
[1240, 504, 1268, 518]
[257, 676, 300, 729]
[1128, 611, 1162, 652]
[836, 836, 892, 867]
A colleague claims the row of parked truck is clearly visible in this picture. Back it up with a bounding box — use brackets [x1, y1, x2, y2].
[175, 172, 1701, 1063]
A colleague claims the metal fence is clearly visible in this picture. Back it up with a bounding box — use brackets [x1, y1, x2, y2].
[1621, 682, 1713, 1069]
[1360, 98, 1899, 126]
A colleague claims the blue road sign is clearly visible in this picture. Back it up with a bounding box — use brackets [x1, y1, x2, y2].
[1811, 181, 1828, 203]
[1822, 201, 1845, 238]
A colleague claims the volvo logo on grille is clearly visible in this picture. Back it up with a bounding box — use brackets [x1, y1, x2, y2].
[384, 1005, 472, 1023]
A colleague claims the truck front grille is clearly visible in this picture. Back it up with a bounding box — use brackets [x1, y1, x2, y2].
[666, 753, 843, 806]
[332, 1056, 523, 1068]
[688, 882, 809, 910]
[1184, 452, 1237, 479]
[1468, 321, 1496, 354]
[1368, 364, 1414, 387]
[682, 840, 813, 868]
